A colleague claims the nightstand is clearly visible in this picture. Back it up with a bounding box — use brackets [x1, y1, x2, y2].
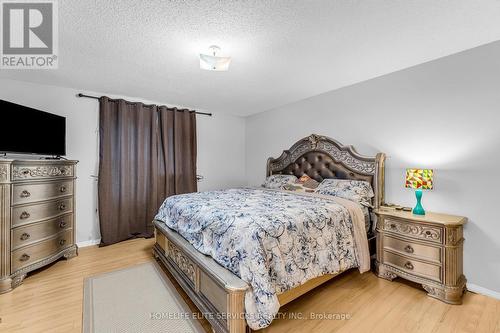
[375, 207, 467, 304]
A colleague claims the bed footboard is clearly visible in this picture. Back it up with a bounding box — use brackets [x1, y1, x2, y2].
[153, 221, 249, 333]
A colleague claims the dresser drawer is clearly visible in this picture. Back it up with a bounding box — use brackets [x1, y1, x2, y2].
[11, 198, 73, 227]
[12, 164, 74, 181]
[383, 235, 441, 264]
[12, 180, 73, 205]
[383, 218, 443, 244]
[11, 214, 73, 250]
[11, 229, 72, 272]
[383, 251, 441, 283]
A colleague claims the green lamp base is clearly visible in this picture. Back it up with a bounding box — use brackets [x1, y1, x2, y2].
[413, 189, 425, 215]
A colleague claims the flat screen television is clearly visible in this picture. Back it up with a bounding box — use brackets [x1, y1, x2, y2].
[0, 100, 66, 156]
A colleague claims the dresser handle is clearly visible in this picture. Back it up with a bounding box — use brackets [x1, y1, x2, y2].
[20, 232, 31, 241]
[20, 190, 31, 198]
[59, 220, 67, 228]
[58, 203, 67, 211]
[19, 253, 30, 262]
[60, 185, 67, 193]
[404, 245, 414, 254]
[390, 223, 397, 229]
[404, 262, 414, 270]
[59, 239, 66, 246]
[20, 211, 31, 219]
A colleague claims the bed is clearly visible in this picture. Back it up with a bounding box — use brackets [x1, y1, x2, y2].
[152, 134, 386, 333]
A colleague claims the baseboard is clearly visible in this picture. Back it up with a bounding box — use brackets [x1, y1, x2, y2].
[76, 239, 101, 248]
[467, 283, 500, 300]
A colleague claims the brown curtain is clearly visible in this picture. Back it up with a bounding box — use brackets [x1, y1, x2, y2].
[98, 97, 197, 246]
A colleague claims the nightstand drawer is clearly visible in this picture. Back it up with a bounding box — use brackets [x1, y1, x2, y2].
[383, 235, 441, 264]
[383, 251, 441, 283]
[383, 218, 443, 244]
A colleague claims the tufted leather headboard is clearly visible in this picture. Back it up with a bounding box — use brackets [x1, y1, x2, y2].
[267, 134, 386, 209]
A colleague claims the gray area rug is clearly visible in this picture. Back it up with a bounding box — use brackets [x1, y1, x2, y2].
[83, 261, 206, 333]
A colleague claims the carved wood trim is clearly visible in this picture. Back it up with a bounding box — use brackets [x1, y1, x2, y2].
[422, 284, 446, 299]
[153, 244, 232, 333]
[376, 262, 398, 281]
[383, 218, 442, 244]
[11, 273, 26, 289]
[167, 241, 197, 285]
[0, 185, 10, 280]
[445, 226, 463, 246]
[268, 134, 377, 174]
[422, 275, 467, 304]
[0, 165, 8, 182]
[12, 165, 73, 180]
[63, 245, 78, 259]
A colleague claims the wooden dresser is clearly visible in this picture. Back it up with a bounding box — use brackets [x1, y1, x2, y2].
[375, 207, 467, 304]
[0, 159, 78, 293]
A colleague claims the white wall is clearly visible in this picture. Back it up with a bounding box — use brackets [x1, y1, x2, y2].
[0, 79, 246, 246]
[246, 41, 500, 295]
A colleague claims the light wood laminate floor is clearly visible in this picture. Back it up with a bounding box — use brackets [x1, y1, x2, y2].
[0, 238, 499, 333]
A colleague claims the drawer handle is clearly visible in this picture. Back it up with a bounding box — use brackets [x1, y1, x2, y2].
[20, 232, 31, 241]
[59, 239, 67, 246]
[60, 185, 67, 193]
[404, 245, 414, 254]
[20, 253, 30, 262]
[404, 262, 414, 270]
[58, 203, 67, 211]
[59, 220, 67, 228]
[20, 211, 31, 219]
[20, 190, 31, 198]
[390, 223, 397, 230]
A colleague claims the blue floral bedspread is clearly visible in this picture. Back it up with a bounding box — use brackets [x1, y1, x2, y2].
[155, 188, 365, 330]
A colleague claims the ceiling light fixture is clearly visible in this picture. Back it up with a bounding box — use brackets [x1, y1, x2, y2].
[199, 45, 231, 71]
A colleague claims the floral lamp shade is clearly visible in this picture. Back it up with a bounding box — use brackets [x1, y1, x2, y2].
[405, 168, 433, 215]
[405, 169, 434, 190]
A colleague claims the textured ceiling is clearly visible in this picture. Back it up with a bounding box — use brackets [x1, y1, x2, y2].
[1, 0, 500, 116]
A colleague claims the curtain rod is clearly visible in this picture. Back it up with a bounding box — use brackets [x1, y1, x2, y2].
[76, 93, 212, 117]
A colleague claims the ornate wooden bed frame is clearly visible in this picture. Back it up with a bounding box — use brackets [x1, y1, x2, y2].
[152, 134, 386, 333]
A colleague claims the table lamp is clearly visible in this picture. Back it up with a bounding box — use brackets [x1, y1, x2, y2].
[405, 169, 433, 215]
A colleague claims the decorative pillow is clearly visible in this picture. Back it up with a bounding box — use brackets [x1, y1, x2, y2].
[296, 175, 320, 189]
[298, 175, 311, 183]
[262, 175, 298, 189]
[280, 175, 320, 193]
[315, 179, 374, 207]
